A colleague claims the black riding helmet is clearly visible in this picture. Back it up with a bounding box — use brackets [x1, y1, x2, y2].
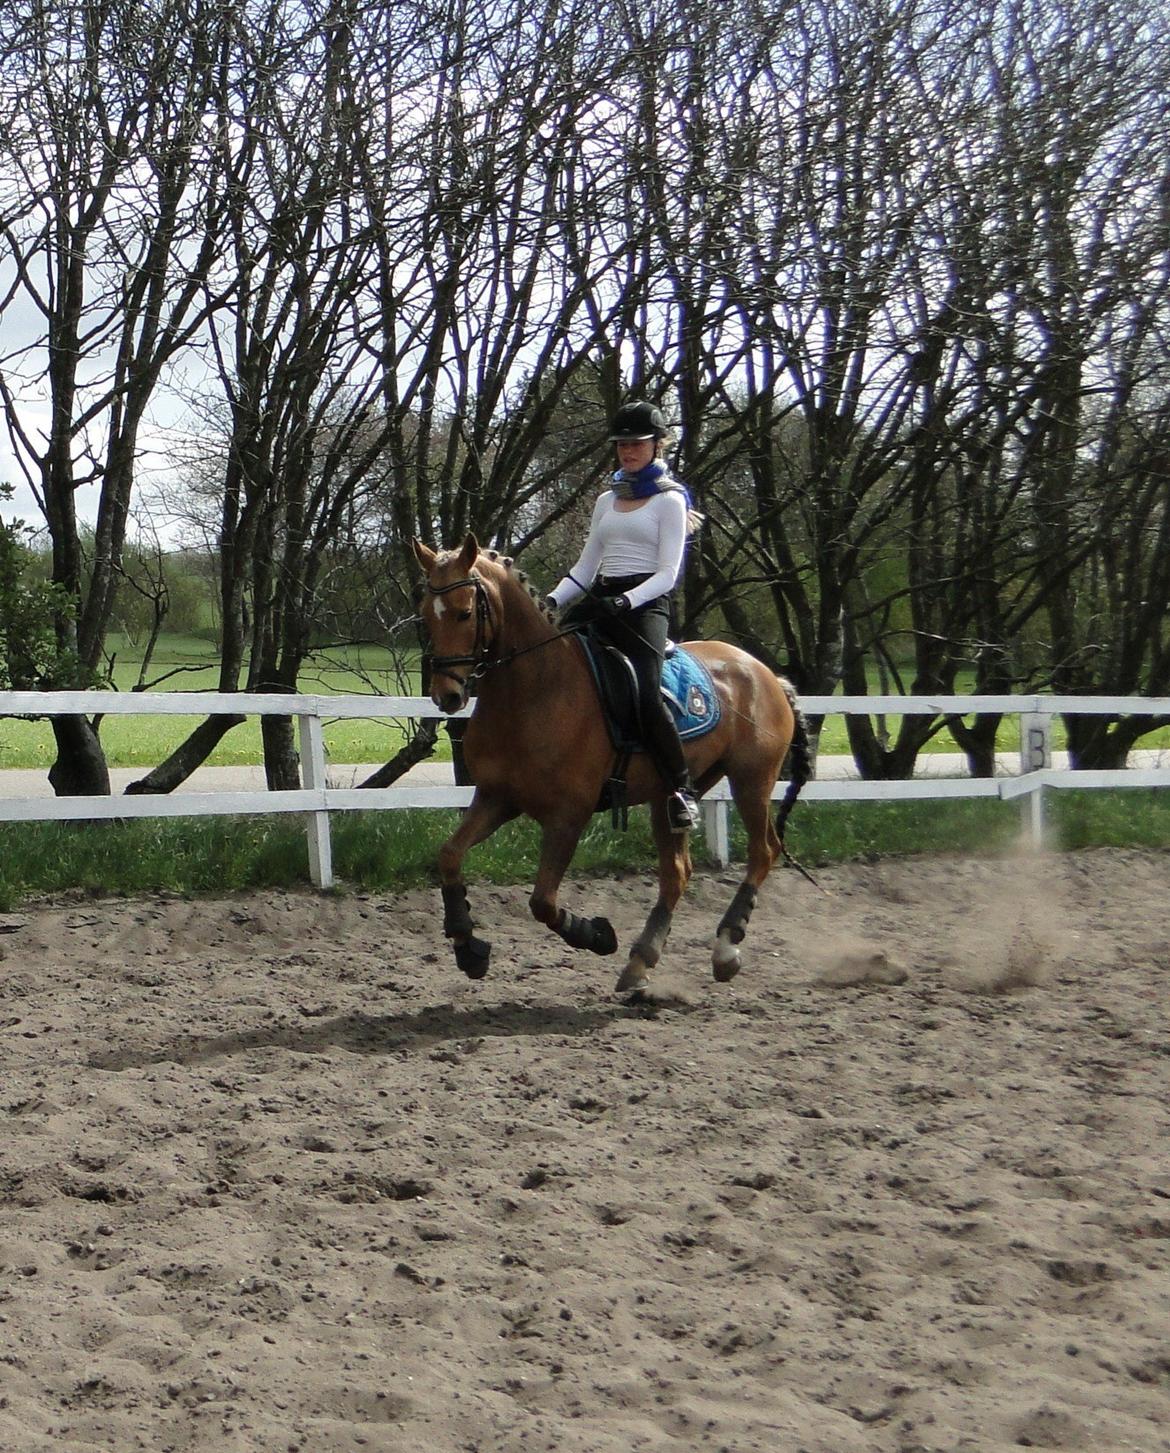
[608, 399, 668, 441]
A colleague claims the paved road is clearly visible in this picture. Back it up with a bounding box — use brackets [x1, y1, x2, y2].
[0, 760, 451, 797]
[3, 750, 1166, 798]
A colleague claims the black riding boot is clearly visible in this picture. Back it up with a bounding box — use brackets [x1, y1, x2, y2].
[643, 700, 699, 832]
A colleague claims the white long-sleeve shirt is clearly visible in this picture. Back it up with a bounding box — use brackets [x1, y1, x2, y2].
[548, 489, 689, 611]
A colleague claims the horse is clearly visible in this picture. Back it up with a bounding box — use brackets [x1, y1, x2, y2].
[412, 534, 811, 992]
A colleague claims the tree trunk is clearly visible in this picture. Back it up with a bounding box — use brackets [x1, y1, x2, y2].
[840, 611, 936, 779]
[844, 711, 938, 780]
[446, 719, 472, 786]
[48, 716, 110, 796]
[947, 713, 1003, 778]
[261, 715, 300, 791]
[1062, 713, 1161, 770]
[124, 715, 247, 794]
[356, 719, 439, 788]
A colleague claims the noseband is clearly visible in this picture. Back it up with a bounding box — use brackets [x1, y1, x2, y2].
[424, 573, 494, 687]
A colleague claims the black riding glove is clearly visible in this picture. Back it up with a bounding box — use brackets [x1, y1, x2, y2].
[598, 593, 631, 616]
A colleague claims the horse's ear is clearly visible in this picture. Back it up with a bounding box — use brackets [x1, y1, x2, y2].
[412, 537, 436, 571]
[457, 533, 479, 571]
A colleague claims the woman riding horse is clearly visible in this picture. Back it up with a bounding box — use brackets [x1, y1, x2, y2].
[412, 407, 811, 994]
[546, 400, 700, 834]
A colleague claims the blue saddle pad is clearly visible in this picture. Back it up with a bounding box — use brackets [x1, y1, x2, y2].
[661, 647, 721, 740]
[575, 633, 721, 753]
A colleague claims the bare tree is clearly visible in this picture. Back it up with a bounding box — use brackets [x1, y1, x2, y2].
[0, 0, 238, 791]
[5, 0, 1168, 803]
[995, 0, 1170, 764]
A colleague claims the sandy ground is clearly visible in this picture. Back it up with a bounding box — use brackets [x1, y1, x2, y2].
[1, 845, 1168, 1453]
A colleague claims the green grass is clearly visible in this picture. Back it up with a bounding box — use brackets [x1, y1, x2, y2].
[0, 637, 435, 770]
[0, 808, 657, 910]
[774, 789, 1170, 862]
[1, 790, 1167, 911]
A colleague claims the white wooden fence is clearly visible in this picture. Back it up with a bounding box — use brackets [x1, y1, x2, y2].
[2, 690, 1169, 886]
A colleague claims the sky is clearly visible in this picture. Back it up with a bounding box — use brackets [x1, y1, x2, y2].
[0, 404, 52, 529]
[0, 265, 196, 542]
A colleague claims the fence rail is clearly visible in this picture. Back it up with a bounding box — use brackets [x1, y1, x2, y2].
[3, 691, 1169, 885]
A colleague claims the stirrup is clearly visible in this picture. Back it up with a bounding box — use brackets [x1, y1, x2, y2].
[667, 789, 699, 833]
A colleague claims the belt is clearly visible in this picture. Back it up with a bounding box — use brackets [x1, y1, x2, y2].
[597, 573, 651, 590]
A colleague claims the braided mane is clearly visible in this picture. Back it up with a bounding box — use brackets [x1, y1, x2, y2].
[480, 547, 557, 623]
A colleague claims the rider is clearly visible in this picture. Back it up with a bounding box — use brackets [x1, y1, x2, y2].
[545, 399, 701, 833]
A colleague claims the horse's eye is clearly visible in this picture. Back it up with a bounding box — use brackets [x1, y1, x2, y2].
[456, 607, 473, 622]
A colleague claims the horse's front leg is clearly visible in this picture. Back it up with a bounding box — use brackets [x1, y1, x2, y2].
[530, 815, 618, 956]
[437, 790, 516, 978]
[615, 798, 691, 993]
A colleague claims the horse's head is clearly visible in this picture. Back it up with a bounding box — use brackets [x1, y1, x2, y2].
[412, 533, 493, 713]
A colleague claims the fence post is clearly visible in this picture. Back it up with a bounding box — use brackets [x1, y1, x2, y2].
[1026, 786, 1046, 850]
[701, 798, 730, 868]
[1019, 712, 1051, 850]
[298, 710, 334, 889]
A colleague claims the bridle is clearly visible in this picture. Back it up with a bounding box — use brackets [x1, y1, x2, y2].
[419, 566, 581, 688]
[423, 572, 495, 689]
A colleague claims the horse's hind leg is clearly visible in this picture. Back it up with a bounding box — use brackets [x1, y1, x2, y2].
[711, 779, 780, 982]
[615, 801, 691, 992]
[437, 791, 516, 978]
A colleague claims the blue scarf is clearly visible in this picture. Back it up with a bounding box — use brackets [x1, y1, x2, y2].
[612, 459, 692, 505]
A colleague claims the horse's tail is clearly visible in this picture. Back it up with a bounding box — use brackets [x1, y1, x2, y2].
[775, 679, 812, 842]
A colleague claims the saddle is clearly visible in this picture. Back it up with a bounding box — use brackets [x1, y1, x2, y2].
[575, 629, 721, 827]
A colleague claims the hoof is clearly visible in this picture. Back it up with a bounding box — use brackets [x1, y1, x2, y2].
[712, 941, 741, 983]
[455, 935, 491, 979]
[594, 918, 619, 956]
[558, 911, 618, 956]
[616, 956, 649, 993]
